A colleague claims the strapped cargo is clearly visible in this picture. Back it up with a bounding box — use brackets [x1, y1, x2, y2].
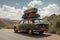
[24, 8, 37, 14]
[29, 13, 40, 18]
[22, 8, 40, 19]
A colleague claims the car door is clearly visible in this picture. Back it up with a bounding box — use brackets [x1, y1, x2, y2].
[23, 20, 29, 30]
[24, 20, 35, 29]
[18, 20, 24, 31]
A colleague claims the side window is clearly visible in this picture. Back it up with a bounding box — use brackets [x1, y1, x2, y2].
[29, 21, 32, 23]
[20, 21, 23, 24]
[24, 21, 32, 24]
[24, 21, 28, 24]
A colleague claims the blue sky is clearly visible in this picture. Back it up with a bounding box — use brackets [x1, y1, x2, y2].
[0, 0, 60, 8]
[0, 0, 60, 20]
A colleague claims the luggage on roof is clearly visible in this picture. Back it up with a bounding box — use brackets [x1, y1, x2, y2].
[22, 8, 40, 19]
[24, 8, 38, 14]
[29, 13, 40, 18]
[22, 13, 40, 19]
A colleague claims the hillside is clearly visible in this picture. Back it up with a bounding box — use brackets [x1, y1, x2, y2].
[0, 18, 18, 29]
[44, 14, 60, 21]
[43, 14, 60, 34]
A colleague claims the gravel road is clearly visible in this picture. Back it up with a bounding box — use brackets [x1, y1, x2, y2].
[0, 29, 60, 40]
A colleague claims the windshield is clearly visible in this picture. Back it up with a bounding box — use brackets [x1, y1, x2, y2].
[32, 20, 44, 23]
[18, 19, 44, 24]
[34, 20, 40, 23]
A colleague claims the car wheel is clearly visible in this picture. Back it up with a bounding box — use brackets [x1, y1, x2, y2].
[27, 29, 33, 35]
[39, 31, 44, 34]
[14, 27, 18, 33]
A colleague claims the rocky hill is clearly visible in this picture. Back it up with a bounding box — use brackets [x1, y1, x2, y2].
[43, 14, 60, 34]
[44, 14, 60, 22]
[0, 18, 18, 29]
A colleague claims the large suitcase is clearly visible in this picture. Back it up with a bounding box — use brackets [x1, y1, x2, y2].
[24, 8, 37, 14]
[29, 13, 40, 18]
[22, 13, 40, 19]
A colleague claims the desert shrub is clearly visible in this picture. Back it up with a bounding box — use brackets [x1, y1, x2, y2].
[48, 20, 60, 34]
[48, 21, 56, 34]
[56, 21, 60, 35]
[4, 25, 14, 29]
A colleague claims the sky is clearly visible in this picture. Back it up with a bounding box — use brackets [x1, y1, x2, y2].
[0, 0, 60, 20]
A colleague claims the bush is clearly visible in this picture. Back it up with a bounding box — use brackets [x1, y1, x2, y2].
[48, 21, 56, 34]
[3, 25, 14, 29]
[48, 20, 60, 35]
[56, 21, 60, 35]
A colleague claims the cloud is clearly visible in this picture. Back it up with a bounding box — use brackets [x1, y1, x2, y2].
[38, 4, 59, 18]
[15, 3, 19, 5]
[22, 6, 28, 11]
[0, 5, 23, 20]
[28, 0, 42, 7]
[0, 4, 59, 20]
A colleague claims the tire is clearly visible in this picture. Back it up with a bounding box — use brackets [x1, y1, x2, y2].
[39, 31, 44, 34]
[14, 26, 18, 33]
[27, 29, 33, 35]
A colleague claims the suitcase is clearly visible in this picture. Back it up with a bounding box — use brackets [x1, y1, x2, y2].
[29, 13, 40, 18]
[24, 8, 37, 14]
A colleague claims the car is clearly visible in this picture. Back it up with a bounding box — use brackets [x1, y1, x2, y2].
[14, 18, 49, 34]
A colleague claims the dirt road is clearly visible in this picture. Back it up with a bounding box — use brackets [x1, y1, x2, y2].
[0, 29, 60, 40]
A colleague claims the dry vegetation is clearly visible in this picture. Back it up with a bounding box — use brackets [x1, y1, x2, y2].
[43, 14, 60, 35]
[0, 18, 18, 29]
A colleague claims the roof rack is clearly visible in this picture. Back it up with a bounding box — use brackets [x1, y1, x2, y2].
[22, 18, 42, 20]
